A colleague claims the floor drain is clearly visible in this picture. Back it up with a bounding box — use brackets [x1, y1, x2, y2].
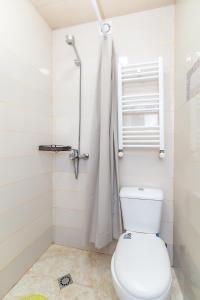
[58, 274, 73, 289]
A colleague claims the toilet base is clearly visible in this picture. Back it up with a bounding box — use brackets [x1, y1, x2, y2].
[111, 255, 171, 300]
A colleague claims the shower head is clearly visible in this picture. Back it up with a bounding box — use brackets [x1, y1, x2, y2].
[65, 34, 81, 66]
[66, 34, 75, 46]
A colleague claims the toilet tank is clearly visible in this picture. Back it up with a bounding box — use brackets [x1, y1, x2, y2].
[120, 187, 164, 234]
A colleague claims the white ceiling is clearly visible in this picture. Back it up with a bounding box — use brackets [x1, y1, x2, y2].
[31, 0, 175, 29]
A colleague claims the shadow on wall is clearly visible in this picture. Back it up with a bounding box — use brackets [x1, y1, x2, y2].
[174, 189, 200, 300]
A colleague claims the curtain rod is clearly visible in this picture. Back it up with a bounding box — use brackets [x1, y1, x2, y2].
[90, 0, 107, 37]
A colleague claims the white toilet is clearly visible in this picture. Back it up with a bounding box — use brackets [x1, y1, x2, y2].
[111, 187, 172, 300]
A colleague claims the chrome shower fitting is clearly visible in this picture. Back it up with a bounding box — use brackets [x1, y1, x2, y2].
[79, 153, 89, 160]
[69, 149, 79, 160]
[66, 34, 81, 66]
[69, 149, 89, 161]
[69, 149, 89, 180]
[66, 34, 89, 179]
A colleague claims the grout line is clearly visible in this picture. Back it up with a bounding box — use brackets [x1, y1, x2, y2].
[0, 153, 51, 159]
[0, 102, 52, 117]
[0, 171, 52, 188]
[0, 205, 52, 246]
[0, 221, 52, 273]
[0, 189, 52, 217]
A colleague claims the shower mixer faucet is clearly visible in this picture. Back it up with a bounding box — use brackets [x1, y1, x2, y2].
[69, 149, 89, 160]
[69, 149, 79, 160]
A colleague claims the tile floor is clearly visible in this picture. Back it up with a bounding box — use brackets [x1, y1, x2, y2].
[3, 244, 183, 300]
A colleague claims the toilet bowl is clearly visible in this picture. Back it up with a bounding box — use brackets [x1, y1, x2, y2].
[111, 187, 172, 300]
[111, 232, 171, 300]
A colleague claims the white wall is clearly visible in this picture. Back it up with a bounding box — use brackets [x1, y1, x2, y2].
[0, 0, 52, 297]
[174, 0, 200, 298]
[53, 6, 175, 261]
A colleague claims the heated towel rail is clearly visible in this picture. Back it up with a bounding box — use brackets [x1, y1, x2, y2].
[118, 57, 165, 158]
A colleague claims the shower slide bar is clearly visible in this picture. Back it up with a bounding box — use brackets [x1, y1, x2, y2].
[118, 57, 165, 158]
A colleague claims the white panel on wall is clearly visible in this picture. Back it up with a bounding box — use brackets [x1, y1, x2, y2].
[0, 0, 52, 297]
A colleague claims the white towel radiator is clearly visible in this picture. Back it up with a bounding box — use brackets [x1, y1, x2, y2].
[118, 57, 165, 158]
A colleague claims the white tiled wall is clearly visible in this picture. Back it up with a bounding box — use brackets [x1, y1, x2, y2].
[0, 0, 52, 297]
[174, 0, 200, 298]
[53, 6, 175, 261]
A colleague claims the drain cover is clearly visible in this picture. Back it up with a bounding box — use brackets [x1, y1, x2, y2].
[58, 274, 73, 289]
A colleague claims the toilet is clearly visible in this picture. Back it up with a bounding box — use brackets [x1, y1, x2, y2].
[111, 187, 172, 300]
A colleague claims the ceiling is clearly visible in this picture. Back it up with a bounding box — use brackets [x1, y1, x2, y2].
[31, 0, 175, 29]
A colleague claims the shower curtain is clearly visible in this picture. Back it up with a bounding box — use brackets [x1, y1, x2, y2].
[89, 36, 122, 249]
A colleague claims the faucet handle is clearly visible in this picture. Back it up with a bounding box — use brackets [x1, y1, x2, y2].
[79, 153, 89, 160]
[69, 149, 79, 160]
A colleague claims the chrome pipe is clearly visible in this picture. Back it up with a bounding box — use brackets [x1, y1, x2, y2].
[66, 35, 89, 179]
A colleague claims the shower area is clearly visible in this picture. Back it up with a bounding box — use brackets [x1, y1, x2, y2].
[65, 34, 89, 179]
[53, 17, 121, 250]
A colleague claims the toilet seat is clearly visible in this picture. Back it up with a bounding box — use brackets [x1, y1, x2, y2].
[111, 232, 172, 300]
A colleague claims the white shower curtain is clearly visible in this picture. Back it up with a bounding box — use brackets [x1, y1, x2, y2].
[88, 36, 122, 249]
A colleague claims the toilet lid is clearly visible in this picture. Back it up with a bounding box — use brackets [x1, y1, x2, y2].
[114, 233, 171, 299]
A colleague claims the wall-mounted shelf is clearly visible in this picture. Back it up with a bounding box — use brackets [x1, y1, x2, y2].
[118, 57, 165, 158]
[39, 145, 72, 152]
